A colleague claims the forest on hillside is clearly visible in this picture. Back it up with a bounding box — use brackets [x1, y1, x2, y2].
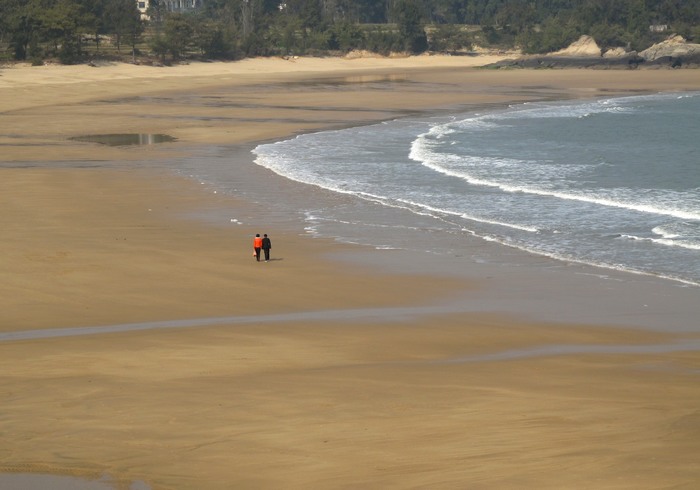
[1, 0, 699, 64]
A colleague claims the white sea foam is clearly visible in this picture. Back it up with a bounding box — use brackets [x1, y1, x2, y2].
[481, 98, 636, 122]
[653, 239, 700, 251]
[409, 136, 700, 222]
[394, 197, 539, 233]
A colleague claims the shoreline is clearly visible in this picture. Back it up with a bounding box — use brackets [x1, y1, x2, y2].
[2, 58, 700, 489]
[223, 93, 700, 332]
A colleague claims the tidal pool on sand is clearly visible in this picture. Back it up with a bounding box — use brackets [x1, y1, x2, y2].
[0, 473, 151, 489]
[70, 134, 176, 146]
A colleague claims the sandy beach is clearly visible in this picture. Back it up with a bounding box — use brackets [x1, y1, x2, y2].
[1, 56, 700, 489]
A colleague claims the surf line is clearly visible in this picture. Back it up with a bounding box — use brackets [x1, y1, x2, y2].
[0, 305, 454, 342]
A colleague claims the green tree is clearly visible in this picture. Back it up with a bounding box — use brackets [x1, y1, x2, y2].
[3, 0, 700, 63]
[150, 34, 169, 62]
[494, 0, 536, 34]
[191, 16, 235, 58]
[78, 0, 105, 51]
[1, 0, 22, 52]
[429, 0, 465, 24]
[147, 0, 167, 24]
[517, 15, 579, 54]
[104, 0, 143, 53]
[328, 21, 363, 51]
[394, 0, 428, 53]
[41, 0, 90, 63]
[429, 24, 472, 52]
[589, 22, 626, 50]
[163, 13, 194, 59]
[7, 0, 41, 60]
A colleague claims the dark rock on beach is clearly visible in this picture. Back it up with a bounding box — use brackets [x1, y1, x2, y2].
[485, 55, 645, 69]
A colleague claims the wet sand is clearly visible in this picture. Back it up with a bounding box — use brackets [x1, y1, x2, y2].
[1, 57, 700, 489]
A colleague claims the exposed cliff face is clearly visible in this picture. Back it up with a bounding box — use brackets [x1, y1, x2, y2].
[548, 34, 700, 62]
[549, 35, 602, 57]
[640, 35, 700, 61]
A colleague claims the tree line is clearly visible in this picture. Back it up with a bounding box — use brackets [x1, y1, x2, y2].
[1, 0, 699, 64]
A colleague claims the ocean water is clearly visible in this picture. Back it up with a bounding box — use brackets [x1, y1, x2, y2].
[251, 92, 700, 287]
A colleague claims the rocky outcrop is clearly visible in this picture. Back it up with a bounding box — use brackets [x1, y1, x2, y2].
[484, 33, 700, 69]
[603, 47, 630, 58]
[549, 35, 602, 57]
[486, 35, 641, 69]
[639, 35, 700, 65]
[485, 55, 643, 69]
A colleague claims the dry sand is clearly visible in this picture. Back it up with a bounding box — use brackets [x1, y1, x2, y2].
[1, 57, 700, 489]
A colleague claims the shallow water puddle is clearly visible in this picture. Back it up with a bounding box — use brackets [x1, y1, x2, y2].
[0, 473, 150, 489]
[70, 134, 176, 146]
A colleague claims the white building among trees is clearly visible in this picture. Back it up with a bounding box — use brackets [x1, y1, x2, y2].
[137, 0, 204, 20]
[136, 0, 150, 20]
[160, 0, 205, 12]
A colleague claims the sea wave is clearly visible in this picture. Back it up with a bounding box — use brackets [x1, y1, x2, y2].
[621, 233, 700, 251]
[410, 138, 700, 222]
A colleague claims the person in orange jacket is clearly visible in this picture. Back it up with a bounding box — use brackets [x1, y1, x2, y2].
[253, 233, 263, 261]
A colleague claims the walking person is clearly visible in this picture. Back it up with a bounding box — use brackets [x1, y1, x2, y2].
[253, 233, 263, 262]
[262, 233, 272, 262]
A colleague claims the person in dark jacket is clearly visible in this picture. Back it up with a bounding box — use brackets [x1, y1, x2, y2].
[262, 233, 272, 262]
